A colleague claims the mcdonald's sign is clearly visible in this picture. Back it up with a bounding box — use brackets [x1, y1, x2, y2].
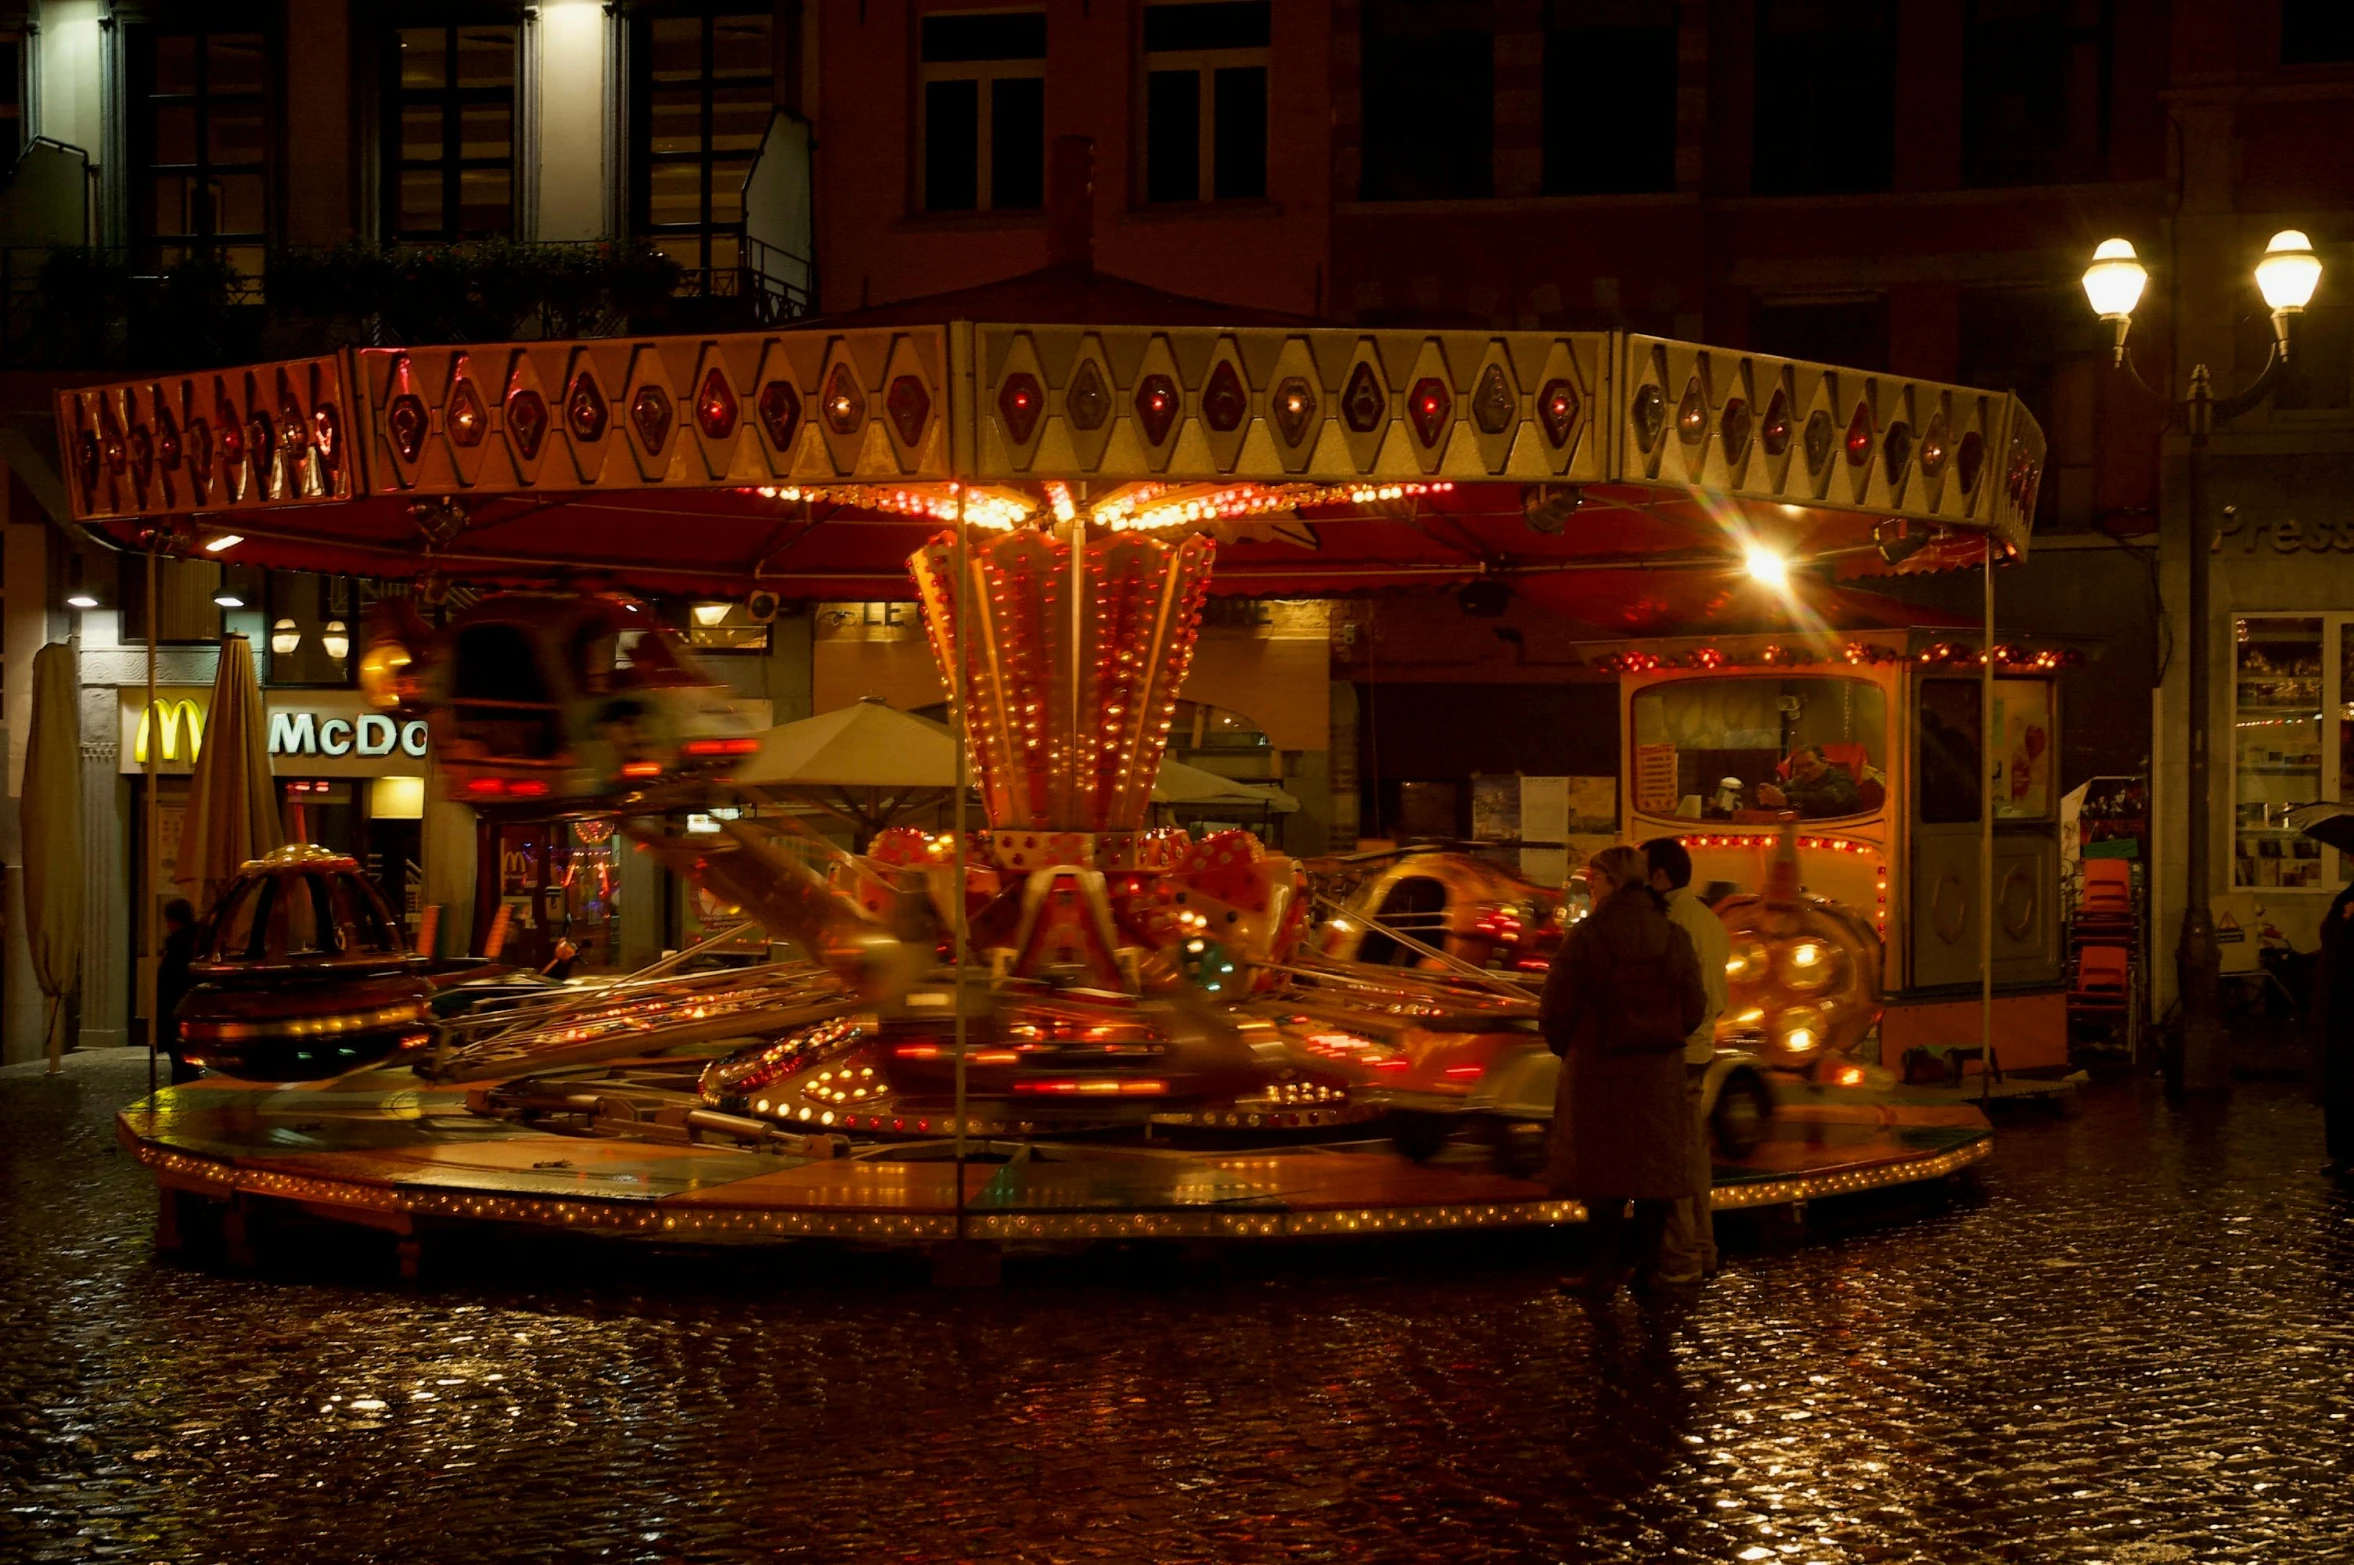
[133, 699, 206, 765]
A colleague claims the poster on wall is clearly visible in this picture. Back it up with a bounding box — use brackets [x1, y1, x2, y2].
[1995, 684, 2054, 820]
[1633, 743, 1680, 816]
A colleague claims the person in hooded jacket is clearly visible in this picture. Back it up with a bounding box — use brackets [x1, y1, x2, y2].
[1541, 844, 1708, 1294]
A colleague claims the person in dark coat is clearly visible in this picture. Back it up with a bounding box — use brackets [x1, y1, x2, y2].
[2317, 881, 2354, 1177]
[1542, 844, 1708, 1293]
[156, 898, 202, 1084]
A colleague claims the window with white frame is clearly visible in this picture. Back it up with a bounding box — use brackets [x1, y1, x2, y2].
[1140, 1, 1269, 204]
[919, 10, 1047, 213]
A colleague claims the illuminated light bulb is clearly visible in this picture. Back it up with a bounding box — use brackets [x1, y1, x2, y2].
[321, 620, 350, 661]
[269, 618, 301, 657]
[1744, 546, 1790, 589]
[2256, 229, 2322, 313]
[204, 534, 243, 552]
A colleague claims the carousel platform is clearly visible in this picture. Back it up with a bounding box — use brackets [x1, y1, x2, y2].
[118, 1071, 1993, 1250]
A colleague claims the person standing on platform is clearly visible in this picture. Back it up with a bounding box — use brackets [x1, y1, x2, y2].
[1541, 844, 1707, 1295]
[1645, 838, 1730, 1282]
[2318, 880, 2354, 1178]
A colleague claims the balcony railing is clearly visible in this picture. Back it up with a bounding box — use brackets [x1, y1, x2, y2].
[0, 235, 817, 372]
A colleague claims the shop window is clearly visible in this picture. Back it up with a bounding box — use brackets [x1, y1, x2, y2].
[128, 24, 272, 275]
[2237, 617, 2327, 890]
[1541, 0, 1676, 196]
[1960, 0, 2109, 189]
[1751, 0, 1894, 197]
[1140, 2, 1269, 204]
[265, 573, 356, 686]
[919, 10, 1047, 212]
[0, 31, 25, 162]
[2283, 0, 2354, 64]
[1629, 676, 1888, 822]
[1917, 678, 2056, 825]
[117, 556, 225, 644]
[385, 21, 518, 240]
[631, 10, 773, 280]
[1748, 295, 1890, 373]
[1359, 0, 1493, 202]
[685, 599, 773, 652]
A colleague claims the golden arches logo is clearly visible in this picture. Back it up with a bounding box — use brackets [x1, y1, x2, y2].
[133, 699, 206, 765]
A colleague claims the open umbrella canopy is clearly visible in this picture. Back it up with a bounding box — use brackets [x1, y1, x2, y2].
[736, 697, 958, 788]
[1153, 757, 1300, 813]
[177, 634, 284, 911]
[2288, 802, 2354, 854]
[20, 641, 83, 1068]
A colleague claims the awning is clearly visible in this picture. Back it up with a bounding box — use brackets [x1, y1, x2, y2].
[55, 300, 2045, 599]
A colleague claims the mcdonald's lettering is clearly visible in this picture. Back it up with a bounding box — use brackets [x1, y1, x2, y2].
[133, 700, 206, 765]
[132, 699, 429, 767]
[267, 710, 315, 754]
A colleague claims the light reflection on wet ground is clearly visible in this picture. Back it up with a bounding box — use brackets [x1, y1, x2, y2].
[3, 1050, 2350, 1563]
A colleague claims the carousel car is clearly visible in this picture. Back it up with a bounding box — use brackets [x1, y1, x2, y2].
[1316, 849, 1566, 975]
[174, 845, 433, 1081]
[365, 593, 758, 810]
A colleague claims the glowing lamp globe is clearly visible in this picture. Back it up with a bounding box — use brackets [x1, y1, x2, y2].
[1744, 545, 1790, 590]
[2081, 238, 2147, 321]
[2256, 229, 2322, 313]
[321, 619, 350, 662]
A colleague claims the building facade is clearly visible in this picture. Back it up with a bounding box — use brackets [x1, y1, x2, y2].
[5, 0, 2354, 1058]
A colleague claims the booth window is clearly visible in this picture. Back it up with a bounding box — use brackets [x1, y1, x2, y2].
[1141, 2, 1269, 203]
[1541, 0, 1676, 195]
[919, 10, 1047, 212]
[1918, 677, 2059, 826]
[1751, 0, 1894, 196]
[385, 22, 518, 239]
[1629, 676, 1887, 822]
[128, 26, 271, 274]
[632, 10, 773, 279]
[1358, 0, 1493, 201]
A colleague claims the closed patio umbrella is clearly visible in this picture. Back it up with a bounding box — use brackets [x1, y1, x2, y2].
[20, 642, 83, 1072]
[177, 633, 283, 911]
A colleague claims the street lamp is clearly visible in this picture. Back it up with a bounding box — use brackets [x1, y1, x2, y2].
[2083, 230, 2322, 1094]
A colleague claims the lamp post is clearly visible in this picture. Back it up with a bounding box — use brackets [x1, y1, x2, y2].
[2083, 230, 2323, 1094]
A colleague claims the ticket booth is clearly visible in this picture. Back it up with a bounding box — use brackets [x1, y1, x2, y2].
[1618, 633, 2068, 1070]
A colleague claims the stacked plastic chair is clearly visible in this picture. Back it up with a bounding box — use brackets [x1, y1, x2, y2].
[2066, 857, 2138, 1055]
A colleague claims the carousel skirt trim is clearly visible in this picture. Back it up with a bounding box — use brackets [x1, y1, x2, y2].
[118, 1120, 1990, 1245]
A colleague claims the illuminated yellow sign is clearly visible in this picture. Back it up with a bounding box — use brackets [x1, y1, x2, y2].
[132, 699, 205, 765]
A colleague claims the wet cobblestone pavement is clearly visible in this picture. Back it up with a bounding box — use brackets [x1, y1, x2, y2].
[3, 1052, 2351, 1565]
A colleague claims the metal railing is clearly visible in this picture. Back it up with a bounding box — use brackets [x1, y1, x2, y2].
[0, 234, 817, 370]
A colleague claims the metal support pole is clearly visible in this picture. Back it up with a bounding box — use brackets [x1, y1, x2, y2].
[2177, 366, 2228, 1094]
[951, 486, 970, 1227]
[142, 543, 160, 1095]
[1981, 540, 1996, 1105]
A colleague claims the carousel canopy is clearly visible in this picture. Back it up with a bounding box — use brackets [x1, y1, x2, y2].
[55, 277, 2045, 608]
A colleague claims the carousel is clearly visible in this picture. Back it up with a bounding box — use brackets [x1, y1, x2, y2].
[62, 268, 2034, 1265]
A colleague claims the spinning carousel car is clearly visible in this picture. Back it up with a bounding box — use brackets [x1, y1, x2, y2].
[175, 846, 433, 1081]
[1317, 850, 1566, 974]
[364, 594, 758, 810]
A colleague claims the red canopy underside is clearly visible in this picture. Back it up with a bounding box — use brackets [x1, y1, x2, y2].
[90, 479, 1986, 638]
